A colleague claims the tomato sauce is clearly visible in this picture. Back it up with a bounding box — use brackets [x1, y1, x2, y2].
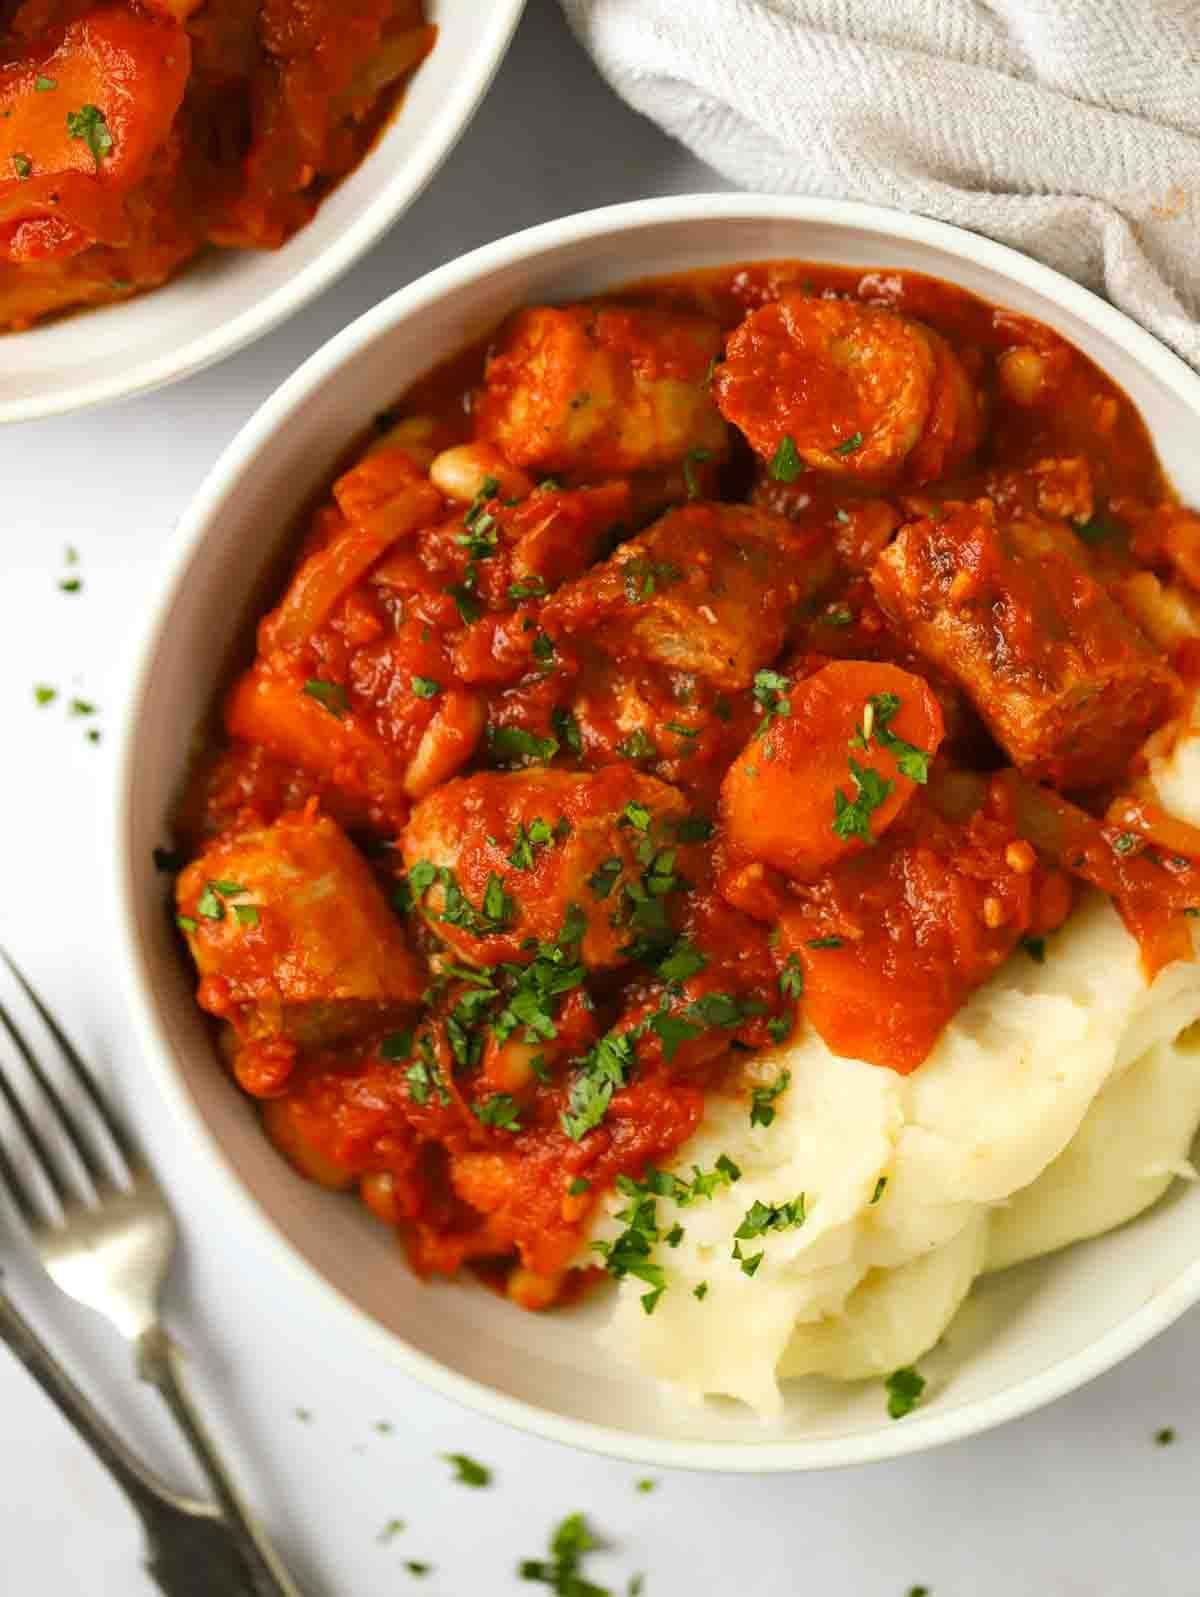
[0, 1, 434, 329]
[172, 260, 1200, 1309]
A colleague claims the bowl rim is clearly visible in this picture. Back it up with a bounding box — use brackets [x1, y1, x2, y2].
[113, 191, 1200, 1472]
[0, 0, 527, 426]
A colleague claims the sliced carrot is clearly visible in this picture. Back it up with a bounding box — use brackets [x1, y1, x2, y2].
[721, 660, 945, 881]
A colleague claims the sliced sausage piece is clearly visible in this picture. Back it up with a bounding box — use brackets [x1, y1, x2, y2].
[871, 499, 1180, 789]
[177, 809, 423, 1047]
[715, 294, 982, 486]
[401, 767, 689, 969]
[721, 660, 945, 881]
[541, 502, 834, 691]
[475, 303, 729, 477]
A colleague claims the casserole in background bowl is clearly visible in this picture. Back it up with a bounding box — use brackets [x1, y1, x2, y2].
[115, 195, 1200, 1471]
[0, 0, 526, 425]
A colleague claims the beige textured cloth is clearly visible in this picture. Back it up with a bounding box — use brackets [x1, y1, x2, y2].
[561, 0, 1200, 369]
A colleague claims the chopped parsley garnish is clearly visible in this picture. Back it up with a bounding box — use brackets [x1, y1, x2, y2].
[693, 1281, 709, 1300]
[381, 1030, 414, 1061]
[831, 756, 894, 843]
[616, 729, 656, 761]
[532, 631, 555, 665]
[588, 857, 623, 899]
[752, 669, 791, 737]
[302, 678, 347, 718]
[779, 954, 804, 999]
[195, 884, 224, 920]
[735, 1194, 806, 1239]
[807, 936, 843, 949]
[567, 1177, 591, 1196]
[676, 815, 714, 842]
[768, 434, 804, 483]
[683, 447, 711, 500]
[66, 103, 113, 167]
[519, 1513, 604, 1592]
[35, 75, 57, 92]
[885, 1365, 926, 1419]
[449, 577, 482, 624]
[871, 1175, 888, 1204]
[1112, 831, 1140, 855]
[406, 1040, 451, 1106]
[509, 576, 548, 602]
[1022, 936, 1047, 964]
[443, 1452, 492, 1488]
[233, 904, 260, 927]
[491, 908, 587, 1047]
[620, 800, 652, 832]
[59, 577, 82, 593]
[405, 1561, 432, 1578]
[731, 1241, 763, 1276]
[657, 938, 707, 984]
[664, 721, 698, 741]
[1155, 1427, 1177, 1446]
[176, 915, 197, 934]
[33, 684, 56, 706]
[749, 1069, 791, 1128]
[488, 724, 559, 766]
[377, 1519, 405, 1543]
[68, 697, 95, 717]
[832, 431, 864, 456]
[852, 692, 932, 783]
[818, 605, 855, 626]
[458, 477, 500, 557]
[622, 557, 681, 604]
[635, 1478, 657, 1494]
[473, 1093, 522, 1131]
[552, 705, 583, 756]
[562, 1030, 637, 1141]
[1076, 510, 1122, 546]
[411, 675, 440, 699]
[508, 816, 556, 870]
[12, 153, 31, 179]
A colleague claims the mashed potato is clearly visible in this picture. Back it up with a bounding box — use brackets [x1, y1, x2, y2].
[590, 735, 1200, 1415]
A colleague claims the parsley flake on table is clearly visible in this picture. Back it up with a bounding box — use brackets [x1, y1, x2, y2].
[749, 1069, 791, 1128]
[831, 756, 894, 843]
[66, 103, 113, 167]
[616, 729, 657, 762]
[635, 1477, 657, 1494]
[33, 684, 57, 707]
[376, 1518, 405, 1543]
[885, 1365, 926, 1419]
[404, 1561, 432, 1578]
[519, 1512, 609, 1594]
[1155, 1426, 1177, 1446]
[693, 1281, 709, 1300]
[768, 433, 804, 482]
[59, 577, 82, 594]
[443, 1452, 492, 1488]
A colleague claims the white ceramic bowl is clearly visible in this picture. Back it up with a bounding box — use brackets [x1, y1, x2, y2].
[0, 0, 525, 424]
[115, 195, 1200, 1471]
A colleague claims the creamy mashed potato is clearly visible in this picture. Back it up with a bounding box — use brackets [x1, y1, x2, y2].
[590, 734, 1200, 1415]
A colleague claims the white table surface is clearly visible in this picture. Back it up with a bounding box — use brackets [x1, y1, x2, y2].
[2, 3, 1197, 1593]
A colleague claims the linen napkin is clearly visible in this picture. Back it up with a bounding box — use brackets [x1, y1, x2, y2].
[560, 0, 1200, 370]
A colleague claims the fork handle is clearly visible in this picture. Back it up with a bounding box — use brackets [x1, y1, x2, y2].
[0, 1291, 259, 1595]
[137, 1325, 304, 1597]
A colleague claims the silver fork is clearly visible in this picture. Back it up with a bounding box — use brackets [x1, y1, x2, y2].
[0, 950, 302, 1597]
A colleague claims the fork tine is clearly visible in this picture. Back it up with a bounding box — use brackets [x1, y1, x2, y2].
[0, 997, 112, 1190]
[0, 1128, 40, 1228]
[0, 948, 138, 1170]
[0, 1023, 73, 1213]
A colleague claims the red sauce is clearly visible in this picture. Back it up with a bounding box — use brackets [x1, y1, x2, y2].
[172, 260, 1200, 1309]
[0, 1, 435, 330]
